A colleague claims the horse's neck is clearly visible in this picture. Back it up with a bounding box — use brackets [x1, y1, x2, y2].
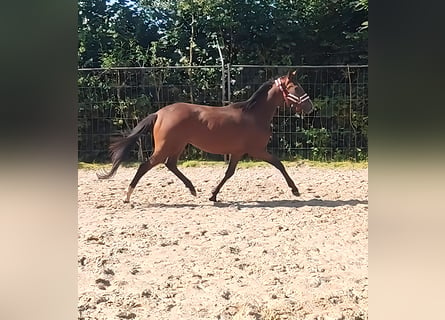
[252, 92, 282, 124]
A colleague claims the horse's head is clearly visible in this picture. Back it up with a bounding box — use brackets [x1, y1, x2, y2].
[275, 70, 314, 115]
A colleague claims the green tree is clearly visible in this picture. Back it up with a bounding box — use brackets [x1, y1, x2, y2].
[78, 0, 111, 67]
[78, 0, 165, 68]
[79, 0, 368, 68]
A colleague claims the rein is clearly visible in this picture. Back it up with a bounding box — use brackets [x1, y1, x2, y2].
[274, 78, 310, 104]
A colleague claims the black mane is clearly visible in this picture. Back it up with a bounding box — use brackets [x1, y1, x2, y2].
[232, 80, 274, 111]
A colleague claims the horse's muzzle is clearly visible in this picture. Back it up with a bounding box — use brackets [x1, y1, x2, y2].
[293, 99, 314, 115]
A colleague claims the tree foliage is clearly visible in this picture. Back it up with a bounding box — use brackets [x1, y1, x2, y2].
[78, 0, 368, 68]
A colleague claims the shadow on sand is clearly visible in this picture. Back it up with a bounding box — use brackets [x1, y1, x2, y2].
[143, 198, 367, 209]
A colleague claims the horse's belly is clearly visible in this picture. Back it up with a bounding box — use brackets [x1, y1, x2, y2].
[189, 135, 240, 155]
[188, 128, 268, 155]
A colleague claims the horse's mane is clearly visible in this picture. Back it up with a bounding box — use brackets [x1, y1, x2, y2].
[232, 80, 274, 111]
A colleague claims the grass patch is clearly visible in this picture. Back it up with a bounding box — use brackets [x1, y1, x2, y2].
[78, 161, 142, 170]
[78, 162, 108, 170]
[178, 160, 224, 168]
[79, 159, 367, 170]
[237, 160, 270, 168]
[178, 159, 368, 169]
[300, 159, 368, 169]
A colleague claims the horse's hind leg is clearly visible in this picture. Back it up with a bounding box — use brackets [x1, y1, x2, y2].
[125, 153, 165, 202]
[210, 154, 242, 202]
[165, 155, 197, 196]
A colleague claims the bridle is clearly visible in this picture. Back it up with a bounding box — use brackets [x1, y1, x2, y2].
[274, 78, 310, 104]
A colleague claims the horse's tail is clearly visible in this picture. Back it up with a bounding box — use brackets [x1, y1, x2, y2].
[97, 113, 158, 179]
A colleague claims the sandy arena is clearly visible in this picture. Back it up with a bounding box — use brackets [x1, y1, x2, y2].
[78, 163, 368, 319]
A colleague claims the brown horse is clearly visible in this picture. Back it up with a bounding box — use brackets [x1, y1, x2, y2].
[97, 70, 314, 202]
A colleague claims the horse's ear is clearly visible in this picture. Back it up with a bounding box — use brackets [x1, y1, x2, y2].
[287, 70, 297, 81]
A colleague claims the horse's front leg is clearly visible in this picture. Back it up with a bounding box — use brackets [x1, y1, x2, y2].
[250, 150, 300, 196]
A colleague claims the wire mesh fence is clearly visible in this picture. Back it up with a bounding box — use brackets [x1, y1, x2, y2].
[78, 65, 367, 162]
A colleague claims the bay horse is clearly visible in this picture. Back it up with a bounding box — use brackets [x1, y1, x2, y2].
[97, 70, 314, 202]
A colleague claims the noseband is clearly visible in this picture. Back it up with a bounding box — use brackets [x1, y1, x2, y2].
[274, 78, 310, 104]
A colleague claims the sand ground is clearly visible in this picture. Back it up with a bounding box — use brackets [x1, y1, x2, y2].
[78, 163, 368, 319]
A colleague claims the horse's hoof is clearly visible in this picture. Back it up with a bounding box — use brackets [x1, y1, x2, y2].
[292, 189, 300, 197]
[190, 188, 197, 196]
[123, 198, 130, 203]
[209, 195, 217, 202]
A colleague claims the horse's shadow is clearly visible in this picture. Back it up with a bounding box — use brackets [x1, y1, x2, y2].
[217, 198, 367, 208]
[143, 198, 367, 209]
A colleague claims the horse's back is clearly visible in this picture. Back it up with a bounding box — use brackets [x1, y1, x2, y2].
[157, 102, 242, 129]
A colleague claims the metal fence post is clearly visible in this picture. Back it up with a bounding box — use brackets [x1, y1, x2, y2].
[223, 63, 231, 163]
[227, 63, 231, 104]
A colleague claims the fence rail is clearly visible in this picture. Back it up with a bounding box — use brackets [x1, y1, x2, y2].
[78, 65, 367, 162]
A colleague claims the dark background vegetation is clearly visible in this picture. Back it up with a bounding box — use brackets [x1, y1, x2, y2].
[78, 0, 368, 162]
